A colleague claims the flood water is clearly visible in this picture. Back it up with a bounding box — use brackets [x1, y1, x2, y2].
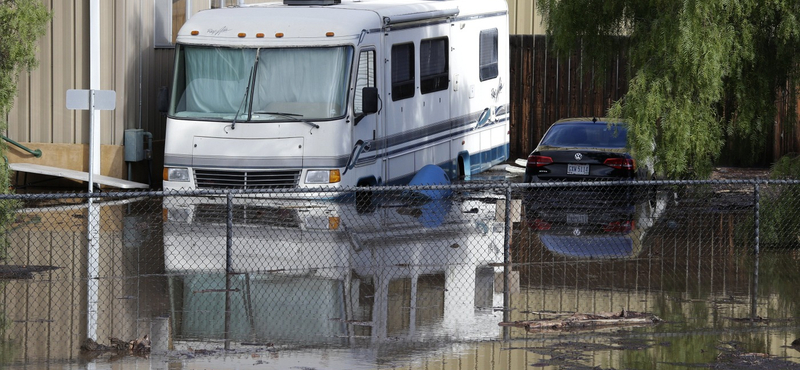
[1, 167, 799, 369]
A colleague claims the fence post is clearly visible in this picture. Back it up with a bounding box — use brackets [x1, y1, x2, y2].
[751, 182, 760, 321]
[502, 184, 512, 339]
[225, 191, 234, 350]
[753, 182, 760, 256]
[87, 192, 100, 341]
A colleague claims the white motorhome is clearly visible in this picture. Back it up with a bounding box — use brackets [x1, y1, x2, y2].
[163, 0, 510, 190]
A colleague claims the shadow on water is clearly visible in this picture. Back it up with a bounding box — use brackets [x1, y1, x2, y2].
[1, 176, 800, 369]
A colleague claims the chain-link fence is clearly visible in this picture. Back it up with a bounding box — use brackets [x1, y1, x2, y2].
[1, 180, 798, 364]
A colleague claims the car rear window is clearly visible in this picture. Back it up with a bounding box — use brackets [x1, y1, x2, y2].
[540, 122, 628, 149]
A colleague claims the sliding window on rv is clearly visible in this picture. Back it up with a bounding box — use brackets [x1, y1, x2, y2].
[170, 45, 354, 122]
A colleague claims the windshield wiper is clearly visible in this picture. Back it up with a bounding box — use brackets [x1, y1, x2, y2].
[230, 66, 253, 131]
[253, 111, 320, 129]
[231, 50, 260, 130]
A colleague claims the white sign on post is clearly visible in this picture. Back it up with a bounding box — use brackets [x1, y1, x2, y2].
[67, 88, 115, 342]
[67, 89, 116, 110]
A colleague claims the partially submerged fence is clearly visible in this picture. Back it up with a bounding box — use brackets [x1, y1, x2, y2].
[1, 180, 799, 364]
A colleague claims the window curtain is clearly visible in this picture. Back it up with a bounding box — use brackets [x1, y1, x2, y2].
[183, 47, 257, 114]
[252, 47, 351, 118]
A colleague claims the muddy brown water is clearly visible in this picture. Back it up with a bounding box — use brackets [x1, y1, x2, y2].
[1, 169, 799, 369]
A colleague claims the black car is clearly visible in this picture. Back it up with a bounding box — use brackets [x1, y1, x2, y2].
[524, 117, 648, 183]
[523, 117, 655, 222]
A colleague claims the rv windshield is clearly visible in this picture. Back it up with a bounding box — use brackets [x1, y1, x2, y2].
[170, 45, 353, 122]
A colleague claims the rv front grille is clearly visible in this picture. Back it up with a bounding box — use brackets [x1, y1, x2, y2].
[194, 204, 301, 228]
[194, 169, 300, 189]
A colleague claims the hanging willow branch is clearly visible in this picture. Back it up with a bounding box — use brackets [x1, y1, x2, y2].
[538, 0, 800, 178]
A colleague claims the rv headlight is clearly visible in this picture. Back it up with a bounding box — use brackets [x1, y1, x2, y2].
[166, 167, 190, 182]
[305, 170, 341, 184]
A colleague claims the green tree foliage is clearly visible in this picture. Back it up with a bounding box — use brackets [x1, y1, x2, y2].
[538, 0, 800, 178]
[0, 1, 50, 258]
[0, 0, 51, 176]
[0, 2, 49, 348]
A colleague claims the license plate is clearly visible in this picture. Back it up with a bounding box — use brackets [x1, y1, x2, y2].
[567, 213, 588, 225]
[567, 164, 590, 175]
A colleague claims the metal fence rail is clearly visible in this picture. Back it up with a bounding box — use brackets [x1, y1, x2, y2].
[0, 180, 798, 365]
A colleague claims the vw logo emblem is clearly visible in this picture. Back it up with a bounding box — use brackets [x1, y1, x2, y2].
[574, 153, 583, 161]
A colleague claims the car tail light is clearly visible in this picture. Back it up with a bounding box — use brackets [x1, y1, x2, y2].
[527, 155, 553, 167]
[604, 220, 635, 233]
[603, 158, 636, 170]
[528, 219, 552, 231]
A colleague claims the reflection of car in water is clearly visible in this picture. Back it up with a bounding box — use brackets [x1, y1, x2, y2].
[163, 191, 507, 345]
[525, 188, 666, 259]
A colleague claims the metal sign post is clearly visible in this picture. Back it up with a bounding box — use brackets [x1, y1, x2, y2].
[67, 89, 116, 341]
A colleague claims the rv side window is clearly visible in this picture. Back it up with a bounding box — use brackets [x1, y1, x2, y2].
[420, 37, 449, 94]
[354, 50, 376, 116]
[391, 43, 415, 101]
[479, 29, 499, 81]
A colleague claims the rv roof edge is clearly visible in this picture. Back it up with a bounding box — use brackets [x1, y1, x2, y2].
[383, 8, 460, 26]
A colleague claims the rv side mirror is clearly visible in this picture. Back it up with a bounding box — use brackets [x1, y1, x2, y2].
[362, 87, 378, 114]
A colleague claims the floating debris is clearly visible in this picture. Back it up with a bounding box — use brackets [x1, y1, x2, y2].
[80, 335, 151, 354]
[500, 310, 662, 332]
[727, 315, 769, 323]
[0, 265, 60, 279]
[80, 338, 112, 352]
[726, 316, 795, 325]
[187, 347, 216, 356]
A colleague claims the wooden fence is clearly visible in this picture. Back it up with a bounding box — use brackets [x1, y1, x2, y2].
[508, 35, 629, 159]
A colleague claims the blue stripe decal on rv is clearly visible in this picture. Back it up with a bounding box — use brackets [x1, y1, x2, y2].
[375, 106, 508, 152]
[383, 143, 510, 185]
[383, 116, 509, 159]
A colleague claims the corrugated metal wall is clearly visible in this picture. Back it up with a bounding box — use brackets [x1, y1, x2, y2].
[5, 0, 172, 146]
[4, 0, 287, 149]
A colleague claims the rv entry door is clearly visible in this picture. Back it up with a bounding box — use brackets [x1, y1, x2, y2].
[350, 46, 383, 183]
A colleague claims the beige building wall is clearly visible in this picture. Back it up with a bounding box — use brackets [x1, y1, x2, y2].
[507, 0, 545, 35]
[5, 0, 174, 184]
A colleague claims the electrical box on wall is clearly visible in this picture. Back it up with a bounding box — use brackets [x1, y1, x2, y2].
[124, 129, 152, 162]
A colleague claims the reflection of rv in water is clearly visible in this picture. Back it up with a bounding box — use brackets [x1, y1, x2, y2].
[162, 0, 510, 190]
[164, 193, 507, 344]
